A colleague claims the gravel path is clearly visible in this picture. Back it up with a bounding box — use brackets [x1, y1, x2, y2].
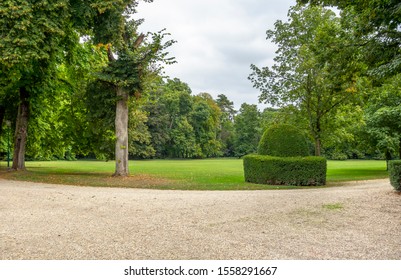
[0, 179, 400, 260]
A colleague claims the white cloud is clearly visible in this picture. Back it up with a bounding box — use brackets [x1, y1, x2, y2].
[137, 0, 296, 109]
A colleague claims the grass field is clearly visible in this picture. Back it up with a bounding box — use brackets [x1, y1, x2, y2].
[0, 159, 389, 190]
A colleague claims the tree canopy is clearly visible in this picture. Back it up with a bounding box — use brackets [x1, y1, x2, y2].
[299, 0, 401, 79]
[249, 4, 366, 155]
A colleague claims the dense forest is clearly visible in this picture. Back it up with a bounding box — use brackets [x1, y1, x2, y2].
[1, 0, 400, 172]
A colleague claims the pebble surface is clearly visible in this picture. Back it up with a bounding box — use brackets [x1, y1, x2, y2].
[1, 179, 400, 260]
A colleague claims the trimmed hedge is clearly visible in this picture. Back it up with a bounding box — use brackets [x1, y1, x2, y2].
[389, 160, 401, 191]
[258, 124, 310, 157]
[243, 154, 327, 186]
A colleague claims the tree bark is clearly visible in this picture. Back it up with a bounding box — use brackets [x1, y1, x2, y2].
[12, 87, 30, 170]
[114, 87, 130, 176]
[313, 116, 322, 156]
[315, 138, 322, 157]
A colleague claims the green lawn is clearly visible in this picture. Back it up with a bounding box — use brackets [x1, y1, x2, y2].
[327, 160, 389, 181]
[0, 159, 389, 190]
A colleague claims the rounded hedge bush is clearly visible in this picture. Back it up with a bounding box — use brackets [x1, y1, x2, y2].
[258, 124, 310, 157]
[389, 160, 401, 191]
[243, 154, 327, 186]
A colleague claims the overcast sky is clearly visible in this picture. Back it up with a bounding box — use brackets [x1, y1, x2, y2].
[137, 0, 296, 109]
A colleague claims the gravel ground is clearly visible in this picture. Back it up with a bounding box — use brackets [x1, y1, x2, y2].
[0, 178, 400, 260]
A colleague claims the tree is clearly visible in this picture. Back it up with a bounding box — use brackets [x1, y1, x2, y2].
[249, 5, 365, 155]
[144, 78, 195, 158]
[143, 82, 173, 158]
[299, 0, 401, 160]
[91, 3, 175, 176]
[216, 94, 236, 156]
[299, 0, 401, 79]
[21, 43, 109, 161]
[169, 117, 197, 158]
[128, 108, 155, 159]
[0, 0, 73, 169]
[233, 103, 262, 157]
[191, 93, 222, 158]
[364, 74, 401, 162]
[143, 79, 224, 159]
[57, 43, 109, 159]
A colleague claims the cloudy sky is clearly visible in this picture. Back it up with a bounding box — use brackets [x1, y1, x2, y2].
[137, 0, 296, 109]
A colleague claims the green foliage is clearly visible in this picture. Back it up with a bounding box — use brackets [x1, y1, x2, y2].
[142, 79, 224, 159]
[243, 154, 327, 186]
[364, 74, 401, 159]
[169, 117, 198, 158]
[300, 0, 401, 78]
[0, 0, 68, 68]
[249, 4, 366, 155]
[0, 0, 146, 168]
[94, 20, 176, 97]
[321, 103, 366, 159]
[128, 109, 155, 158]
[233, 103, 262, 157]
[84, 80, 116, 160]
[190, 93, 222, 158]
[388, 160, 401, 191]
[258, 124, 310, 157]
[144, 78, 197, 158]
[216, 94, 236, 156]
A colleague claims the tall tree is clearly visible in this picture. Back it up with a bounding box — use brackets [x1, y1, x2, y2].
[299, 0, 401, 79]
[0, 0, 72, 170]
[216, 94, 236, 156]
[143, 78, 193, 158]
[91, 3, 175, 176]
[21, 43, 109, 161]
[249, 5, 365, 155]
[128, 108, 155, 159]
[191, 93, 222, 158]
[364, 74, 401, 161]
[233, 103, 262, 157]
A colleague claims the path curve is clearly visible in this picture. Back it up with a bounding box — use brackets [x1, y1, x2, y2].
[1, 179, 400, 259]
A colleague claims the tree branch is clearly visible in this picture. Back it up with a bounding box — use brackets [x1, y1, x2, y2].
[133, 33, 145, 49]
[107, 44, 115, 62]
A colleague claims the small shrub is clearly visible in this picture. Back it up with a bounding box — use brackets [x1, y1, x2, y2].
[258, 124, 310, 157]
[243, 154, 327, 186]
[389, 160, 401, 191]
[328, 151, 348, 161]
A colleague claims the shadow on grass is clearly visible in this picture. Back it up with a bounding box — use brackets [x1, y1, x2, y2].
[0, 168, 177, 189]
[0, 167, 327, 191]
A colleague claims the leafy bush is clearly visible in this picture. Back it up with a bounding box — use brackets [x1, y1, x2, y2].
[388, 160, 401, 191]
[243, 154, 327, 186]
[258, 124, 310, 157]
[328, 151, 348, 160]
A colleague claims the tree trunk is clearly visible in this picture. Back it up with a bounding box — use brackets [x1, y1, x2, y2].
[314, 118, 322, 156]
[114, 87, 129, 177]
[315, 138, 321, 156]
[385, 149, 392, 171]
[12, 87, 30, 170]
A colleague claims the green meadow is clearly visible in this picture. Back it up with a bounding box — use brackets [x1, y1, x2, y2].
[0, 159, 389, 190]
